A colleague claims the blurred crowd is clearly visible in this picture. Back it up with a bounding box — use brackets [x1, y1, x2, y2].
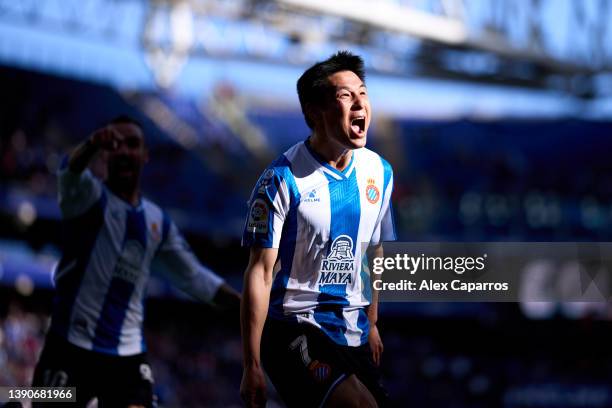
[0, 302, 45, 388]
[1, 298, 611, 407]
[3, 66, 612, 244]
[0, 298, 246, 408]
[2, 67, 612, 244]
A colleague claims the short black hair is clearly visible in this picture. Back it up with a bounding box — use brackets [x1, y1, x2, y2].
[297, 51, 366, 129]
[109, 114, 143, 129]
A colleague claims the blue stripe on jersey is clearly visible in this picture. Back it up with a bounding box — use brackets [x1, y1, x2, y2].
[381, 158, 397, 241]
[269, 157, 300, 316]
[125, 207, 148, 248]
[92, 208, 147, 353]
[357, 308, 370, 344]
[92, 277, 137, 353]
[360, 254, 371, 303]
[51, 191, 107, 337]
[59, 154, 69, 170]
[141, 295, 147, 352]
[325, 170, 361, 255]
[265, 175, 283, 244]
[159, 210, 171, 248]
[381, 157, 393, 202]
[358, 253, 372, 342]
[313, 170, 361, 345]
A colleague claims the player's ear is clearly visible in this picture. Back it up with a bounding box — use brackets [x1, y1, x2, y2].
[305, 104, 322, 129]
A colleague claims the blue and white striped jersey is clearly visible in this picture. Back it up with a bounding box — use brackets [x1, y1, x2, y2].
[242, 140, 396, 347]
[51, 163, 224, 356]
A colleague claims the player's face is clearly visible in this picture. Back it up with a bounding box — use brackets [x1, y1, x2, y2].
[317, 70, 371, 150]
[107, 123, 147, 185]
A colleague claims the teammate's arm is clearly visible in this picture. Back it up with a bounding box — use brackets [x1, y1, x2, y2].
[154, 222, 240, 309]
[240, 246, 277, 408]
[212, 282, 241, 312]
[155, 249, 240, 310]
[58, 127, 120, 217]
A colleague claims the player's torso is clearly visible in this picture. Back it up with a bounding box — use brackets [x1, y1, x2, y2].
[75, 193, 163, 293]
[53, 191, 165, 355]
[98, 194, 164, 283]
[276, 144, 387, 309]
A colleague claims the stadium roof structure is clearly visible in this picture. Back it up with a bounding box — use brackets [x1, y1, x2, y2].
[78, 0, 612, 97]
[0, 0, 611, 114]
[253, 0, 611, 98]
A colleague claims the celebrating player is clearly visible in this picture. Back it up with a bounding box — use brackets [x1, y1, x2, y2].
[240, 51, 396, 407]
[31, 115, 240, 407]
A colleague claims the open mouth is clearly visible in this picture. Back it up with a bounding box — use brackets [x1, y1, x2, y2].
[350, 117, 366, 134]
[112, 159, 136, 175]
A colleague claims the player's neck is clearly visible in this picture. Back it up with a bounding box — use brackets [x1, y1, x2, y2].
[308, 133, 353, 172]
[106, 180, 141, 207]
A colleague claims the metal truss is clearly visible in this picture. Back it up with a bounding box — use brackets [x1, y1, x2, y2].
[1, 0, 610, 97]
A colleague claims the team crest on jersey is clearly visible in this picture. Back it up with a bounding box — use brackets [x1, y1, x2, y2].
[365, 178, 380, 204]
[247, 198, 269, 234]
[319, 235, 354, 285]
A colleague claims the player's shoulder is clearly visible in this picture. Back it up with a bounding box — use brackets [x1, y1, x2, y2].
[141, 197, 169, 223]
[265, 141, 303, 178]
[141, 197, 161, 212]
[355, 147, 393, 174]
[141, 198, 174, 240]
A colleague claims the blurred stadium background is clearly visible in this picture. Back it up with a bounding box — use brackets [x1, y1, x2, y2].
[1, 0, 612, 406]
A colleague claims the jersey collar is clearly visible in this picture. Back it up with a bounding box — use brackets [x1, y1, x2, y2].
[304, 139, 356, 181]
[104, 184, 144, 211]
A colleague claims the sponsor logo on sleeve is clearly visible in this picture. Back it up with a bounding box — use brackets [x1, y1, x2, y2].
[263, 169, 275, 180]
[257, 169, 275, 194]
[247, 198, 269, 234]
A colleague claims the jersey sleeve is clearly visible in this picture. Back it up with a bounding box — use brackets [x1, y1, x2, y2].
[370, 171, 397, 245]
[153, 219, 224, 302]
[57, 156, 103, 218]
[241, 167, 290, 248]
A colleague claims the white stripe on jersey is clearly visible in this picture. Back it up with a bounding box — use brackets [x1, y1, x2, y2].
[243, 140, 396, 347]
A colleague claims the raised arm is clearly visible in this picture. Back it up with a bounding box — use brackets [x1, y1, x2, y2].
[67, 126, 119, 174]
[240, 246, 277, 408]
[58, 127, 120, 217]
